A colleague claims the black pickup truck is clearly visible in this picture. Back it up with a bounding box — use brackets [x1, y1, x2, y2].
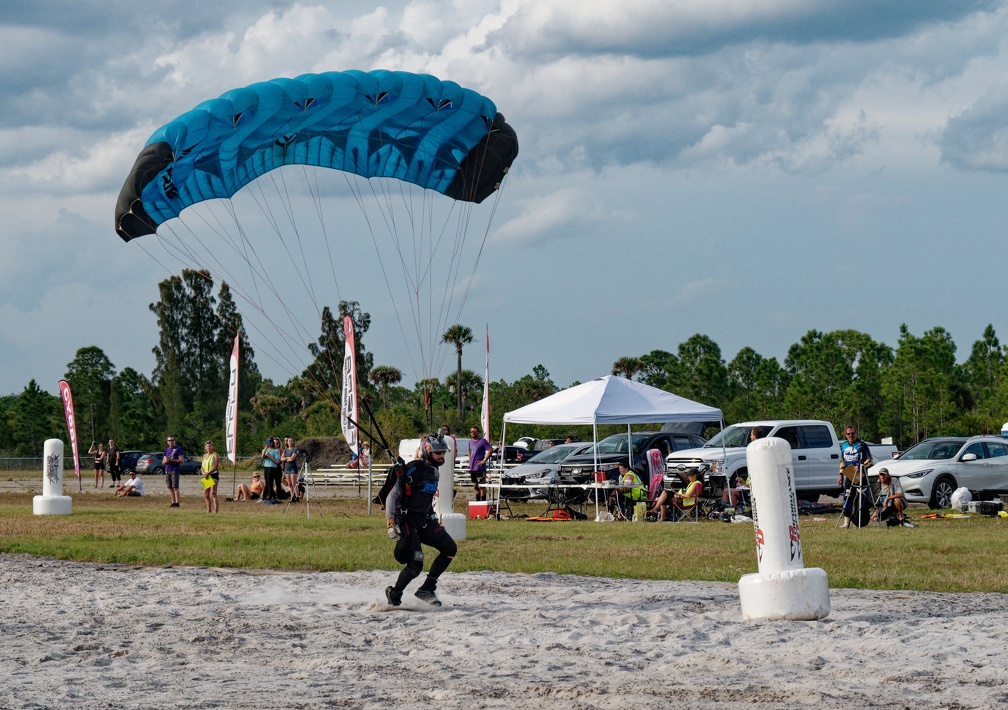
[554, 431, 707, 488]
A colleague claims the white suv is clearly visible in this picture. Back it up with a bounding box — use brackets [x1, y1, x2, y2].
[867, 436, 1008, 509]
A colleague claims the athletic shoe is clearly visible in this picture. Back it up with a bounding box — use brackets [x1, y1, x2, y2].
[385, 586, 402, 607]
[414, 588, 442, 607]
[901, 520, 916, 528]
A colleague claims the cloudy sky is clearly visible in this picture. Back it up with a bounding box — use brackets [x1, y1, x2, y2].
[3, 0, 1008, 398]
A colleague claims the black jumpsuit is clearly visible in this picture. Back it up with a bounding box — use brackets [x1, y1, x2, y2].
[387, 459, 457, 594]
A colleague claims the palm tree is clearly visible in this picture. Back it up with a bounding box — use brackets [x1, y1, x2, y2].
[444, 369, 483, 423]
[442, 324, 474, 421]
[612, 356, 644, 380]
[369, 365, 403, 406]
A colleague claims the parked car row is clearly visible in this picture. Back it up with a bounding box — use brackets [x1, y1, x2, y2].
[499, 427, 1008, 511]
[500, 442, 593, 500]
[134, 452, 203, 476]
[867, 435, 1008, 509]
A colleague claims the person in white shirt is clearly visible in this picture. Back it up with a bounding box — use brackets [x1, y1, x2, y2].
[115, 470, 145, 497]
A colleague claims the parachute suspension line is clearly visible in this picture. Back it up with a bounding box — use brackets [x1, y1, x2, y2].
[239, 172, 349, 400]
[342, 171, 425, 384]
[142, 211, 342, 413]
[302, 164, 342, 306]
[255, 169, 324, 321]
[164, 191, 346, 407]
[156, 208, 315, 388]
[358, 173, 438, 386]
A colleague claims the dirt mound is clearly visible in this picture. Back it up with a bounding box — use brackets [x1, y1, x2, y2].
[298, 437, 352, 468]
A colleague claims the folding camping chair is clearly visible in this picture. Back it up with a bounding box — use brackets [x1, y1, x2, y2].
[671, 479, 703, 523]
[645, 471, 665, 520]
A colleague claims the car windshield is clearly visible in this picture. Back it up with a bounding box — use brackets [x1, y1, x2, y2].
[898, 439, 965, 460]
[595, 433, 652, 455]
[704, 426, 758, 448]
[527, 444, 582, 463]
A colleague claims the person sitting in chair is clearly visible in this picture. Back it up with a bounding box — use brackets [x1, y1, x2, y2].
[648, 469, 702, 521]
[607, 462, 645, 520]
[722, 471, 750, 511]
[872, 468, 908, 526]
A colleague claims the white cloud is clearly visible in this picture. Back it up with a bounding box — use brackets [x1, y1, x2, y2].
[2, 0, 1008, 396]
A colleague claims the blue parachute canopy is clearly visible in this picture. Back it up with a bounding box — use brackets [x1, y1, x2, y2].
[115, 70, 518, 242]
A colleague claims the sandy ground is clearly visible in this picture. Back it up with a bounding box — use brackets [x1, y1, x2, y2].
[2, 552, 1007, 710]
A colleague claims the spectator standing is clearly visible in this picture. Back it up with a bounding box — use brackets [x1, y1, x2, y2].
[107, 439, 122, 487]
[261, 438, 281, 501]
[838, 426, 873, 529]
[89, 442, 107, 488]
[163, 436, 184, 508]
[201, 440, 220, 513]
[281, 437, 300, 503]
[467, 426, 494, 502]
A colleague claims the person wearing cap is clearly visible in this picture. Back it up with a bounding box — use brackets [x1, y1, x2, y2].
[114, 470, 145, 497]
[383, 434, 457, 607]
[163, 435, 184, 508]
[236, 472, 265, 501]
[467, 426, 494, 502]
[872, 468, 908, 526]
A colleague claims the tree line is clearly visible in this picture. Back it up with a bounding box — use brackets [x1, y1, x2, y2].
[611, 326, 1007, 445]
[2, 269, 1006, 458]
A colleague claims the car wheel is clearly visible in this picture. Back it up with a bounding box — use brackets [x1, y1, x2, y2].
[929, 475, 956, 509]
[154, 466, 165, 476]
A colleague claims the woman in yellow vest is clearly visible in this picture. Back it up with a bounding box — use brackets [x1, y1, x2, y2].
[201, 440, 221, 513]
[648, 469, 702, 521]
[607, 462, 646, 519]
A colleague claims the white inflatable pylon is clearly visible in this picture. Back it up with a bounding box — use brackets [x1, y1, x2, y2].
[33, 439, 73, 515]
[738, 437, 829, 620]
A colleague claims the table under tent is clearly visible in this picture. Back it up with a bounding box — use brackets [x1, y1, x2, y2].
[496, 375, 723, 520]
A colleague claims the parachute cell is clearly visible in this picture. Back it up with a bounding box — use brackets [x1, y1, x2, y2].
[115, 70, 518, 241]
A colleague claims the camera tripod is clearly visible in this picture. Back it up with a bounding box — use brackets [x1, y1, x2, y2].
[837, 464, 877, 528]
[284, 454, 323, 519]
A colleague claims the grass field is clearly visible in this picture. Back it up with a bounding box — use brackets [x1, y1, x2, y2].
[3, 482, 1007, 593]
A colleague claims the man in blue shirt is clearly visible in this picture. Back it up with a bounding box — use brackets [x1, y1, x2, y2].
[837, 426, 873, 528]
[163, 435, 184, 508]
[467, 426, 494, 502]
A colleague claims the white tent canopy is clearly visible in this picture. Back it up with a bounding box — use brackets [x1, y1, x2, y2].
[498, 376, 723, 519]
[503, 375, 722, 426]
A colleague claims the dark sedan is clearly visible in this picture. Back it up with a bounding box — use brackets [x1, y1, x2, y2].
[134, 452, 203, 476]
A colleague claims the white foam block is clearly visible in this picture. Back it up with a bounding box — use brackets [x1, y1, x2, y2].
[738, 568, 830, 620]
[441, 512, 466, 541]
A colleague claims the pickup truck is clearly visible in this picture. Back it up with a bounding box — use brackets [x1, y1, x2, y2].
[664, 420, 899, 501]
[555, 430, 708, 488]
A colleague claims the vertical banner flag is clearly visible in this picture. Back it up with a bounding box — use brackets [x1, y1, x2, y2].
[57, 379, 81, 478]
[225, 334, 240, 463]
[481, 325, 491, 440]
[341, 315, 359, 455]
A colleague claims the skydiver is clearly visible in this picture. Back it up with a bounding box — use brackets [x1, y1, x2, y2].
[384, 435, 457, 607]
